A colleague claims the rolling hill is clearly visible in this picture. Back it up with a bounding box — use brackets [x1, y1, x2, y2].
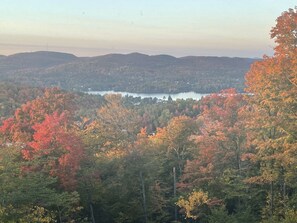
[0, 51, 258, 93]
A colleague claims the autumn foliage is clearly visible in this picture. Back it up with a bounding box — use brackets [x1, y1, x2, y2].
[245, 7, 297, 187]
[0, 88, 83, 190]
[0, 88, 75, 142]
[0, 7, 297, 223]
[23, 112, 84, 189]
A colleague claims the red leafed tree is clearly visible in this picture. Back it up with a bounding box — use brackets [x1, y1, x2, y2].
[181, 89, 249, 189]
[0, 87, 75, 143]
[23, 112, 84, 190]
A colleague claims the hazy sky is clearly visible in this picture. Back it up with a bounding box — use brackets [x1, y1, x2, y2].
[1, 0, 296, 57]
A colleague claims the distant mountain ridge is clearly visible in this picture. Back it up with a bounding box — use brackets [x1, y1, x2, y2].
[0, 51, 77, 70]
[0, 51, 259, 93]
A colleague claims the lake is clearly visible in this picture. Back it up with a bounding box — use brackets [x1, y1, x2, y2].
[87, 91, 209, 101]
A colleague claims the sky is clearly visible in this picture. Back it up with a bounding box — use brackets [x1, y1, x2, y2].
[1, 0, 296, 57]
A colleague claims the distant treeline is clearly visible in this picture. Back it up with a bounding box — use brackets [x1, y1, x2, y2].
[0, 51, 258, 93]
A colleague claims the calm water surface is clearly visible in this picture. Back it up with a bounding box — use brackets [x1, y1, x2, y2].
[88, 91, 208, 101]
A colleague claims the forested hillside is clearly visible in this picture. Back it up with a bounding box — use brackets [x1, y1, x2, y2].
[0, 52, 257, 93]
[0, 7, 296, 223]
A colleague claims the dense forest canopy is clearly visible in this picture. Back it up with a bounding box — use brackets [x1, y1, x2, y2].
[0, 52, 257, 93]
[0, 7, 296, 223]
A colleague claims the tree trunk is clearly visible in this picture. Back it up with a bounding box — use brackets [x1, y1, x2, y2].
[173, 167, 177, 222]
[90, 203, 96, 223]
[140, 171, 148, 223]
[270, 181, 274, 218]
[57, 207, 62, 223]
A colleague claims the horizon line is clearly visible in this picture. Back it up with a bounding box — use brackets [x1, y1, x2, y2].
[0, 50, 263, 60]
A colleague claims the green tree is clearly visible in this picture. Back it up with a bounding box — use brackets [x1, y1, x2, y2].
[0, 144, 82, 223]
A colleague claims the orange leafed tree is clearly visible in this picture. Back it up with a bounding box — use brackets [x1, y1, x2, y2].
[23, 112, 84, 190]
[181, 89, 249, 189]
[245, 7, 297, 185]
[0, 88, 83, 189]
[151, 115, 196, 176]
[243, 7, 297, 219]
[0, 88, 76, 143]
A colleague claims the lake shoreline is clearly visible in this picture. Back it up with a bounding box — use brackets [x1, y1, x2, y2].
[87, 90, 209, 101]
